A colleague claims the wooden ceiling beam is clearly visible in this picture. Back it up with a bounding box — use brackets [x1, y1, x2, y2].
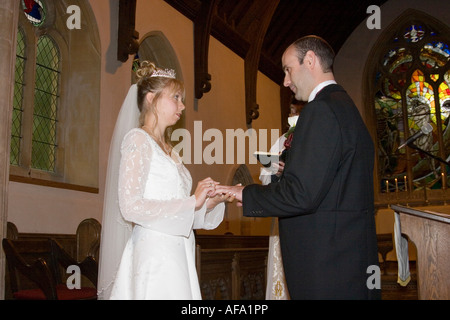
[117, 0, 139, 63]
[194, 0, 217, 99]
[244, 0, 280, 125]
[165, 0, 281, 125]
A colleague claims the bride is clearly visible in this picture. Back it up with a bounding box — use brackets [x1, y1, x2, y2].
[97, 61, 231, 300]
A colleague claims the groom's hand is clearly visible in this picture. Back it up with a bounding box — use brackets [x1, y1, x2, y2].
[213, 184, 244, 206]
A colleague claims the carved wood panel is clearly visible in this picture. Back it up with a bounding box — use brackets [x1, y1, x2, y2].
[197, 248, 268, 300]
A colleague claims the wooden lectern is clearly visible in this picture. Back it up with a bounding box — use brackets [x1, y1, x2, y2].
[391, 205, 450, 300]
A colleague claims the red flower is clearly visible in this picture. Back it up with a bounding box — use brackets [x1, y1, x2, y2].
[284, 132, 294, 150]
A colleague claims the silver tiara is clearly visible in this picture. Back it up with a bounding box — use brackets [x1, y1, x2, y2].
[151, 68, 176, 79]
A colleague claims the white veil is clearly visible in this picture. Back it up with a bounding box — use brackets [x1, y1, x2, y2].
[97, 84, 139, 300]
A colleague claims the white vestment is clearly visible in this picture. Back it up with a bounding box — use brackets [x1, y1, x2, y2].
[260, 133, 290, 300]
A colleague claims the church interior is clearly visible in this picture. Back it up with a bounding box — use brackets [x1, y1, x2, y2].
[0, 0, 449, 300]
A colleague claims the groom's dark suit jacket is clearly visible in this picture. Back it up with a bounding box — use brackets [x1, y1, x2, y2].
[243, 84, 380, 299]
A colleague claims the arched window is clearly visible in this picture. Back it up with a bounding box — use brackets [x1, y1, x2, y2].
[12, 2, 61, 175]
[367, 10, 450, 205]
[12, 29, 60, 172]
[134, 31, 183, 82]
[10, 0, 101, 193]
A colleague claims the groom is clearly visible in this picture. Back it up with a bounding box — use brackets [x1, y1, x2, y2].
[216, 35, 380, 300]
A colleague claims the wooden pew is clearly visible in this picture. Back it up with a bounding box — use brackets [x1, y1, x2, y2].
[4, 220, 101, 299]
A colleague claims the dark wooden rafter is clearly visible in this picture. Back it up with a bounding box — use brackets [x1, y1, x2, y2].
[192, 0, 280, 125]
[165, 0, 282, 125]
[148, 1, 392, 124]
[194, 0, 217, 99]
[243, 0, 279, 125]
[117, 0, 139, 63]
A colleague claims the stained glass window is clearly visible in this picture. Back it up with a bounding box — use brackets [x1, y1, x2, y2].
[11, 28, 26, 166]
[374, 21, 450, 195]
[21, 0, 46, 27]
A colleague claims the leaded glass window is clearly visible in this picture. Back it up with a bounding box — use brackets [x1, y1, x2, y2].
[10, 0, 100, 192]
[32, 35, 60, 171]
[11, 28, 26, 166]
[374, 20, 450, 199]
[11, 31, 60, 173]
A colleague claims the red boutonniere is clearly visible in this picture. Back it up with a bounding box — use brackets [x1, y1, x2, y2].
[283, 115, 298, 150]
[284, 132, 294, 150]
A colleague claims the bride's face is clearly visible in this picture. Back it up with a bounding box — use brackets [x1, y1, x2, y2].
[156, 87, 185, 127]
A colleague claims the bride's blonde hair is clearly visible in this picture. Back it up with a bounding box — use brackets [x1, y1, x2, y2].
[136, 61, 185, 144]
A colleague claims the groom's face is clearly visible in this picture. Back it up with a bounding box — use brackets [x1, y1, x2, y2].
[282, 46, 311, 102]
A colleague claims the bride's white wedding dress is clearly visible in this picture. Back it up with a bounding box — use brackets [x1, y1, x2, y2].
[109, 128, 224, 300]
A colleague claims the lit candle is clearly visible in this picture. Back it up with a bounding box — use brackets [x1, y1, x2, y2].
[395, 178, 398, 192]
[404, 175, 407, 192]
[442, 172, 446, 190]
[386, 180, 389, 193]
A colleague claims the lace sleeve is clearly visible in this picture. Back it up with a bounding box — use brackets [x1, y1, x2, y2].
[118, 130, 196, 237]
[193, 202, 225, 230]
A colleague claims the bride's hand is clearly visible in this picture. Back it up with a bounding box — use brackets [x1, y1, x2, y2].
[206, 192, 235, 210]
[194, 177, 219, 210]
